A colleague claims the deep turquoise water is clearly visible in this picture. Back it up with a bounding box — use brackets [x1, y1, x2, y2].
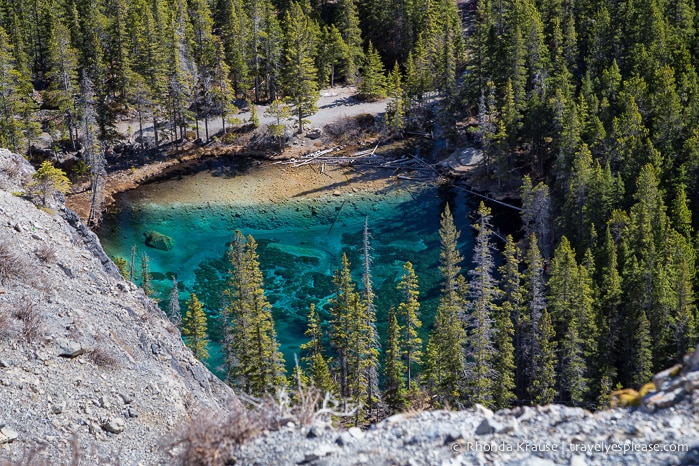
[97, 159, 473, 377]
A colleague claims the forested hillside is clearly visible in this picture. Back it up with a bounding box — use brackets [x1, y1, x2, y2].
[2, 0, 699, 415]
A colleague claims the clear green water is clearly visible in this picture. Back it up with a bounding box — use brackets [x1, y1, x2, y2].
[97, 160, 473, 377]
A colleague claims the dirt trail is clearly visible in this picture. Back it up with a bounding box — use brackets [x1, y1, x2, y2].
[117, 86, 388, 141]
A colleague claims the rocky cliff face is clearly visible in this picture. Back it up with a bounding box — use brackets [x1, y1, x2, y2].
[0, 149, 235, 464]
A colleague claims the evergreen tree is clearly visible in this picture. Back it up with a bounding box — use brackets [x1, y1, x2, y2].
[520, 176, 552, 258]
[335, 0, 362, 84]
[523, 233, 556, 405]
[383, 307, 408, 411]
[465, 202, 500, 407]
[224, 231, 287, 395]
[548, 237, 598, 405]
[361, 217, 380, 415]
[358, 41, 386, 101]
[282, 2, 318, 131]
[495, 235, 518, 409]
[167, 278, 182, 327]
[140, 251, 154, 297]
[45, 21, 80, 149]
[183, 293, 209, 361]
[596, 225, 623, 397]
[264, 99, 291, 150]
[328, 253, 378, 423]
[396, 261, 421, 388]
[531, 308, 557, 405]
[385, 61, 405, 137]
[316, 25, 347, 88]
[424, 204, 467, 406]
[0, 25, 39, 153]
[300, 303, 335, 394]
[28, 161, 71, 207]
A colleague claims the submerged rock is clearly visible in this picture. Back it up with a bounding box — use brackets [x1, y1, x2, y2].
[144, 230, 175, 251]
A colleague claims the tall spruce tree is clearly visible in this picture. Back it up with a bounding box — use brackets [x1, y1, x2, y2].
[224, 231, 286, 395]
[0, 25, 39, 153]
[282, 2, 318, 131]
[523, 233, 556, 405]
[328, 253, 378, 423]
[547, 237, 593, 405]
[361, 217, 380, 415]
[424, 204, 467, 406]
[358, 41, 386, 101]
[494, 235, 518, 409]
[396, 261, 421, 388]
[465, 202, 500, 407]
[383, 307, 408, 411]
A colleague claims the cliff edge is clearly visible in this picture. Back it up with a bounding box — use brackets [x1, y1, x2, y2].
[0, 149, 235, 464]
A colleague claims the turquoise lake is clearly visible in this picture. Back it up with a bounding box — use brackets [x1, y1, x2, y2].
[97, 158, 474, 377]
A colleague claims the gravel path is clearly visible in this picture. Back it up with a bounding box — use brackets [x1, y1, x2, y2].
[118, 86, 389, 140]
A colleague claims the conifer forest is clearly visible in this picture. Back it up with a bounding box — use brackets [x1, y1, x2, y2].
[2, 0, 699, 419]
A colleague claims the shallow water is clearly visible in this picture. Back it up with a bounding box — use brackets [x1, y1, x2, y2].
[97, 159, 474, 377]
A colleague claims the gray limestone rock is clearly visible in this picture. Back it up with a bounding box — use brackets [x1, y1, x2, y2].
[101, 417, 126, 434]
[55, 337, 85, 358]
[0, 426, 18, 444]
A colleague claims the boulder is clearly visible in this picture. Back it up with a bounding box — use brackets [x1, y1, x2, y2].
[102, 417, 126, 434]
[306, 128, 322, 139]
[144, 231, 175, 252]
[0, 426, 18, 444]
[55, 337, 85, 358]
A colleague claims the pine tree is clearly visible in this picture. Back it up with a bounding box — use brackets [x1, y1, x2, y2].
[300, 303, 335, 394]
[521, 176, 552, 258]
[264, 99, 291, 150]
[361, 217, 380, 415]
[328, 253, 377, 422]
[596, 225, 623, 397]
[384, 307, 408, 411]
[79, 73, 106, 226]
[224, 231, 287, 395]
[385, 61, 405, 137]
[45, 20, 80, 149]
[335, 0, 362, 84]
[167, 278, 182, 327]
[358, 41, 386, 101]
[424, 204, 467, 406]
[465, 202, 500, 407]
[28, 161, 71, 207]
[494, 235, 518, 409]
[282, 2, 318, 131]
[183, 293, 209, 361]
[0, 25, 39, 153]
[140, 251, 154, 297]
[547, 237, 591, 404]
[316, 25, 347, 88]
[523, 233, 556, 405]
[632, 308, 653, 387]
[531, 308, 557, 404]
[214, 0, 249, 95]
[396, 261, 421, 388]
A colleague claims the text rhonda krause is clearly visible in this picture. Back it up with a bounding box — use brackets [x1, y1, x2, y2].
[453, 441, 689, 454]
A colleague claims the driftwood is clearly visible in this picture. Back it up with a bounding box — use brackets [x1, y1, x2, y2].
[278, 145, 441, 181]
